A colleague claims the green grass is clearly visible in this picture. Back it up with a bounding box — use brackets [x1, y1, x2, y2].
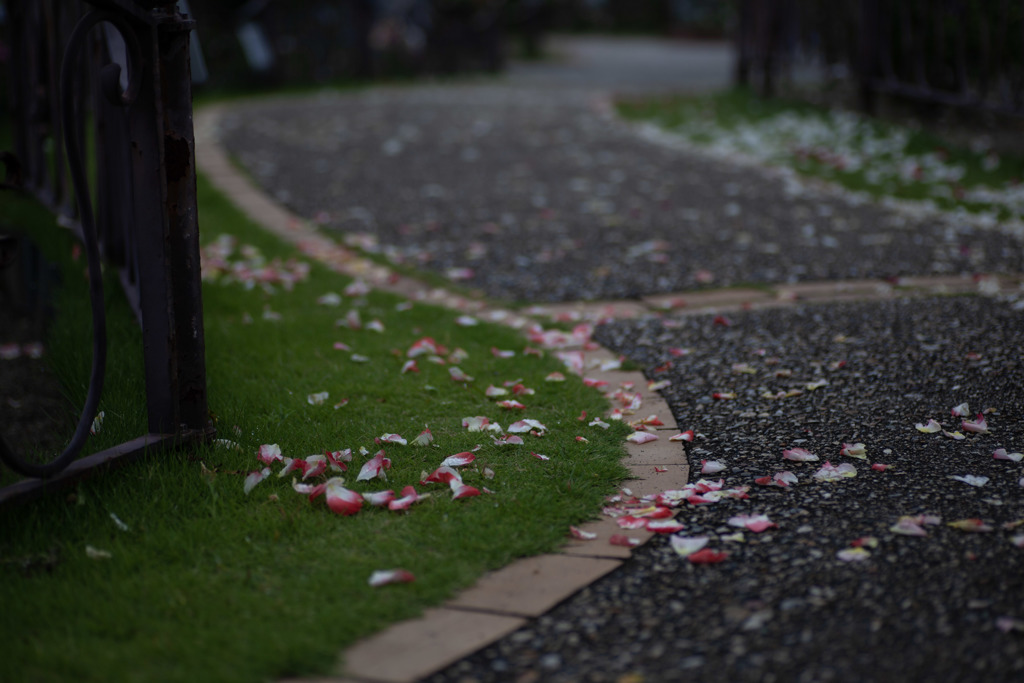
[617, 87, 1024, 223]
[0, 173, 631, 682]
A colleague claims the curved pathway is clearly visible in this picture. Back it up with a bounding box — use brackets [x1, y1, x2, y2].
[198, 36, 1024, 683]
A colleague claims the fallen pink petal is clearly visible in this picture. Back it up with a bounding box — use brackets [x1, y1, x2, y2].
[840, 442, 867, 460]
[837, 547, 872, 562]
[813, 461, 858, 482]
[728, 514, 776, 533]
[485, 385, 509, 398]
[915, 419, 942, 434]
[450, 481, 481, 499]
[362, 490, 396, 507]
[357, 450, 392, 482]
[950, 402, 970, 417]
[545, 372, 566, 382]
[368, 569, 415, 587]
[531, 452, 551, 461]
[993, 448, 1024, 463]
[962, 414, 989, 434]
[401, 360, 419, 374]
[326, 449, 352, 472]
[949, 474, 989, 487]
[302, 455, 328, 480]
[257, 443, 283, 465]
[440, 452, 476, 468]
[244, 467, 271, 494]
[782, 447, 819, 462]
[492, 434, 524, 446]
[389, 485, 428, 511]
[449, 366, 474, 382]
[701, 460, 726, 474]
[569, 526, 597, 540]
[508, 419, 547, 434]
[947, 519, 993, 532]
[669, 535, 708, 557]
[871, 463, 891, 472]
[379, 433, 408, 446]
[627, 432, 658, 445]
[646, 519, 686, 534]
[497, 399, 526, 410]
[669, 430, 695, 442]
[688, 548, 728, 564]
[422, 465, 462, 485]
[609, 534, 641, 547]
[278, 457, 309, 478]
[411, 429, 433, 446]
[463, 416, 491, 432]
[324, 479, 363, 515]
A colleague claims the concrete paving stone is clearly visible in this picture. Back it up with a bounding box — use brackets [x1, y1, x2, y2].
[643, 288, 774, 312]
[623, 463, 690, 499]
[445, 553, 622, 617]
[539, 301, 651, 322]
[340, 608, 527, 683]
[776, 279, 895, 301]
[561, 517, 653, 559]
[622, 434, 688, 466]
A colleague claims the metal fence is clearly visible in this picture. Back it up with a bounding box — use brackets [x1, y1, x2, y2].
[735, 0, 1024, 117]
[1, 0, 211, 499]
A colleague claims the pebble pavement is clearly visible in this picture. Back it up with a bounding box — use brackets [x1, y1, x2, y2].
[212, 37, 1024, 682]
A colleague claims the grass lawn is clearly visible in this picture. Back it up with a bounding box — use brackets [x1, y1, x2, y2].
[617, 87, 1024, 225]
[0, 169, 631, 682]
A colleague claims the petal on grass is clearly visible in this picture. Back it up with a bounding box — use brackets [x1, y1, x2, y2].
[508, 419, 547, 434]
[257, 443, 283, 465]
[412, 429, 433, 446]
[325, 480, 363, 515]
[244, 467, 272, 494]
[450, 481, 481, 499]
[422, 465, 462, 485]
[302, 455, 328, 480]
[379, 433, 408, 446]
[497, 400, 526, 410]
[440, 452, 476, 468]
[389, 485, 428, 511]
[362, 490, 396, 507]
[368, 569, 415, 587]
[357, 450, 392, 482]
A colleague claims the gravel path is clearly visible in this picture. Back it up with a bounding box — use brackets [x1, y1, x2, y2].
[428, 295, 1024, 682]
[216, 84, 1024, 302]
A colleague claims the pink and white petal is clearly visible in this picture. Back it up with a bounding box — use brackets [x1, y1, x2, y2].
[244, 467, 272, 494]
[949, 474, 989, 487]
[363, 490, 396, 507]
[440, 452, 476, 468]
[324, 480, 363, 515]
[688, 548, 728, 564]
[669, 430, 695, 442]
[646, 519, 686, 534]
[412, 429, 433, 446]
[993, 448, 1024, 463]
[701, 460, 726, 474]
[669, 535, 708, 557]
[962, 414, 989, 434]
[840, 442, 867, 459]
[379, 433, 408, 446]
[302, 454, 328, 480]
[950, 402, 970, 417]
[627, 432, 659, 445]
[946, 518, 993, 532]
[485, 385, 509, 398]
[915, 419, 942, 433]
[278, 457, 309, 478]
[728, 514, 776, 533]
[532, 452, 551, 461]
[836, 547, 872, 562]
[257, 443, 283, 465]
[401, 360, 419, 374]
[422, 465, 462, 485]
[569, 526, 597, 540]
[450, 481, 481, 499]
[609, 534, 641, 547]
[368, 569, 415, 587]
[890, 517, 928, 536]
[782, 447, 818, 462]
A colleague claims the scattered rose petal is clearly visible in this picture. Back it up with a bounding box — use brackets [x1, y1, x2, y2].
[871, 463, 891, 472]
[441, 452, 476, 468]
[368, 569, 415, 587]
[449, 366, 474, 382]
[545, 372, 566, 382]
[450, 480, 481, 499]
[302, 454, 328, 480]
[485, 385, 509, 398]
[962, 414, 989, 434]
[996, 617, 1024, 633]
[943, 430, 967, 440]
[491, 347, 515, 358]
[813, 461, 858, 482]
[712, 392, 736, 400]
[258, 443, 283, 465]
[646, 519, 686, 534]
[85, 546, 112, 560]
[379, 433, 407, 446]
[569, 526, 597, 540]
[669, 535, 708, 557]
[455, 315, 479, 326]
[244, 467, 272, 494]
[951, 402, 970, 417]
[728, 514, 776, 533]
[783, 447, 818, 462]
[363, 490, 396, 507]
[993, 448, 1024, 463]
[609, 534, 641, 547]
[278, 457, 308, 478]
[508, 419, 547, 434]
[326, 449, 352, 472]
[648, 379, 671, 391]
[532, 452, 550, 461]
[688, 548, 728, 564]
[916, 419, 942, 433]
[90, 411, 105, 435]
[755, 470, 798, 487]
[497, 400, 526, 410]
[840, 442, 867, 460]
[325, 479, 363, 515]
[627, 432, 659, 445]
[389, 485, 428, 511]
[333, 341, 351, 351]
[317, 292, 341, 306]
[333, 399, 350, 409]
[366, 319, 385, 333]
[422, 465, 461, 485]
[947, 518, 993, 532]
[357, 450, 392, 482]
[305, 389, 329, 405]
[949, 474, 989, 487]
[700, 460, 726, 474]
[492, 434, 524, 446]
[669, 430, 695, 442]
[350, 354, 370, 363]
[837, 547, 872, 562]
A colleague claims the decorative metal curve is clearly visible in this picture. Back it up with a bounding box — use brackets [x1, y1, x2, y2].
[0, 10, 143, 478]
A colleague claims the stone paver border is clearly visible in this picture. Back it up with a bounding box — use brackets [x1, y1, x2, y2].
[195, 103, 1024, 683]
